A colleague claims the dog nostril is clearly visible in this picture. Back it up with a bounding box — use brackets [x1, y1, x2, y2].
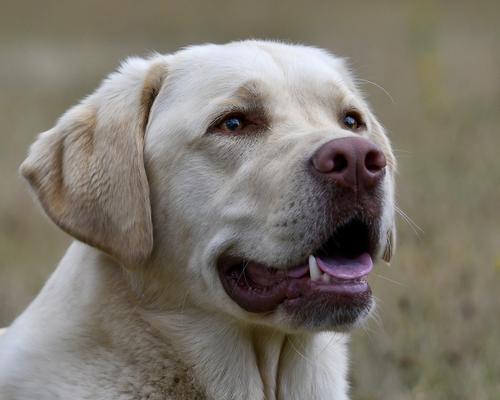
[332, 153, 348, 172]
[364, 150, 386, 173]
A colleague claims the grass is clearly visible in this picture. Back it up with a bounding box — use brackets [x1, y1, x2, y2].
[1, 1, 499, 398]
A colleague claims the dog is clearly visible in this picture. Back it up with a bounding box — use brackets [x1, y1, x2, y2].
[0, 40, 396, 399]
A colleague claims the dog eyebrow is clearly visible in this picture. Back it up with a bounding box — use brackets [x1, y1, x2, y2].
[206, 80, 270, 129]
[220, 80, 268, 110]
[235, 80, 267, 100]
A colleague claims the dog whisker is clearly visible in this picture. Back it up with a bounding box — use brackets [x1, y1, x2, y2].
[356, 78, 395, 104]
[372, 272, 404, 287]
[395, 205, 423, 236]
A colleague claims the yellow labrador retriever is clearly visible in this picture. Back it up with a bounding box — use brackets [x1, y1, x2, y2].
[0, 40, 396, 399]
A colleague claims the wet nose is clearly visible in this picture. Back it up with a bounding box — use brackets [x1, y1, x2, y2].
[311, 137, 386, 191]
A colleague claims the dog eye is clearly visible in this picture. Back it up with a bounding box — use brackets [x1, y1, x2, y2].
[225, 118, 243, 131]
[217, 115, 246, 134]
[342, 111, 365, 131]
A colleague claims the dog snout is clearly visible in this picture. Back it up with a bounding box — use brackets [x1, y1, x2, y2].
[310, 137, 386, 191]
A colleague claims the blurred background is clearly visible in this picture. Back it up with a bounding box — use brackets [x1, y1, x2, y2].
[1, 0, 499, 398]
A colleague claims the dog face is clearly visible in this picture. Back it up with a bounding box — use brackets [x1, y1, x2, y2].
[21, 41, 396, 333]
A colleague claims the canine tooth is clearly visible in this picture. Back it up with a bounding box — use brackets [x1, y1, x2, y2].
[321, 273, 331, 283]
[308, 255, 321, 281]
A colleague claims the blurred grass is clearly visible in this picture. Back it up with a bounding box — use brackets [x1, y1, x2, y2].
[1, 0, 499, 398]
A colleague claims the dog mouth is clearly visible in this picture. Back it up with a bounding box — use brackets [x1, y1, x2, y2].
[217, 217, 378, 316]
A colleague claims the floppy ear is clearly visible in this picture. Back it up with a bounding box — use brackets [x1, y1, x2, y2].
[20, 56, 168, 267]
[382, 226, 396, 264]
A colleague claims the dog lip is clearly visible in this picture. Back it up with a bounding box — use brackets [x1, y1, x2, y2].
[285, 277, 370, 299]
[217, 254, 373, 314]
[218, 256, 309, 278]
[285, 264, 309, 278]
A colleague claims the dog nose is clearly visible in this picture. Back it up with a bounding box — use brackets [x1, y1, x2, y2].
[311, 137, 386, 190]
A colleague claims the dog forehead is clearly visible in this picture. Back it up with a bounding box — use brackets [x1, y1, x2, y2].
[167, 41, 351, 99]
[146, 41, 361, 151]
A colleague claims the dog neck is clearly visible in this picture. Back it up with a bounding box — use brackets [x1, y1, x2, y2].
[145, 309, 350, 400]
[18, 242, 349, 400]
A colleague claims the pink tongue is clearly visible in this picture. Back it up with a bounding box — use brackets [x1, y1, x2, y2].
[316, 253, 373, 279]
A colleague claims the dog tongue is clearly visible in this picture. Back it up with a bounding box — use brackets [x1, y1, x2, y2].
[316, 253, 373, 279]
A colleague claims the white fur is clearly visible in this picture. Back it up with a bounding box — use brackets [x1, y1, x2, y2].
[0, 40, 395, 399]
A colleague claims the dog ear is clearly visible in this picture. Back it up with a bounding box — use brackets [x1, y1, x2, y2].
[382, 225, 396, 264]
[20, 56, 168, 268]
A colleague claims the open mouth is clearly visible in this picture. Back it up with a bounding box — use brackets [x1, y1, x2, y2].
[218, 217, 377, 315]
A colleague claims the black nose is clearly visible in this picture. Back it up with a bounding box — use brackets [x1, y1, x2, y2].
[310, 137, 386, 191]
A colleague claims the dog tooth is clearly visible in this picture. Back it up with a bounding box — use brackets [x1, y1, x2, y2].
[321, 273, 331, 283]
[308, 255, 321, 281]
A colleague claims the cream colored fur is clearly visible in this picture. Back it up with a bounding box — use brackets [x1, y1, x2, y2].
[0, 40, 396, 399]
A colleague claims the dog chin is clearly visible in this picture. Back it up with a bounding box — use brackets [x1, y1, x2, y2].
[279, 291, 374, 332]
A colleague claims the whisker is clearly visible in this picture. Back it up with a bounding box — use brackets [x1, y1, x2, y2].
[395, 205, 423, 236]
[360, 323, 377, 341]
[372, 272, 404, 287]
[356, 78, 395, 104]
[366, 296, 386, 334]
[369, 309, 384, 331]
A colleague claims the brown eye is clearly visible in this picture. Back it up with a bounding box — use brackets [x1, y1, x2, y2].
[342, 111, 364, 131]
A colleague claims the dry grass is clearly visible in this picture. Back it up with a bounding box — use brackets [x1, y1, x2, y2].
[1, 1, 499, 398]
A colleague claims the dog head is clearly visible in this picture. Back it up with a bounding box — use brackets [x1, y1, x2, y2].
[21, 41, 396, 332]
